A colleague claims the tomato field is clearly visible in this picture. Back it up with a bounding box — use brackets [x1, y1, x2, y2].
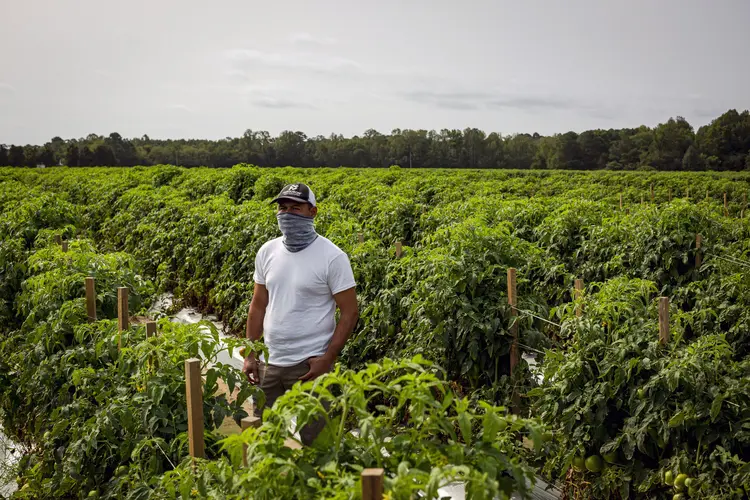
[1, 165, 749, 499]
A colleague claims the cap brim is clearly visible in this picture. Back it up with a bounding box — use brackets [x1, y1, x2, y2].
[270, 196, 310, 205]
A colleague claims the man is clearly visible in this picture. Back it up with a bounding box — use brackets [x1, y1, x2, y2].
[242, 182, 358, 445]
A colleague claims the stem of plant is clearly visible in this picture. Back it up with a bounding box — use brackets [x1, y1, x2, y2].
[336, 400, 348, 458]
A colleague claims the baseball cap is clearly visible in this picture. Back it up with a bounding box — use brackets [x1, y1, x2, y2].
[270, 183, 317, 207]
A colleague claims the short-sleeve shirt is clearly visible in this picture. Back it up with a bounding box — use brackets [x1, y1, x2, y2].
[253, 235, 356, 366]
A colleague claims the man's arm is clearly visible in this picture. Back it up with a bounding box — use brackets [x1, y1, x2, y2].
[243, 283, 268, 384]
[299, 287, 358, 381]
[246, 283, 268, 342]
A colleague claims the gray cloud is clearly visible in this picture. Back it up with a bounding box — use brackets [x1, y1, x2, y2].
[167, 104, 194, 113]
[488, 96, 578, 111]
[225, 48, 362, 75]
[251, 95, 316, 110]
[402, 89, 584, 113]
[1, 0, 749, 144]
[289, 32, 337, 47]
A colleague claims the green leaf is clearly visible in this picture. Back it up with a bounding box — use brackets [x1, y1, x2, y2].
[710, 395, 724, 421]
[458, 410, 472, 446]
[668, 411, 685, 428]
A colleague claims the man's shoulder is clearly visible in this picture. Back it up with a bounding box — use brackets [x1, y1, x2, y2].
[257, 237, 283, 255]
[312, 235, 348, 258]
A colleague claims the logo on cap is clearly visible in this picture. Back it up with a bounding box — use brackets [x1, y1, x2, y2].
[283, 184, 303, 197]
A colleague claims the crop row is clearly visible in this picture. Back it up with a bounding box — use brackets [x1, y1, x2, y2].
[2, 166, 750, 498]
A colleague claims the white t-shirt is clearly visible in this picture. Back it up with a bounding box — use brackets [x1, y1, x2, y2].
[253, 235, 356, 367]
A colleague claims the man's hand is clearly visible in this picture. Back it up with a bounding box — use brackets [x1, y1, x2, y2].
[299, 355, 333, 381]
[243, 353, 260, 385]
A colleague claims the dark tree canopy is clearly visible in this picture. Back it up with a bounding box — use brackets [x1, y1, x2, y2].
[3, 109, 750, 171]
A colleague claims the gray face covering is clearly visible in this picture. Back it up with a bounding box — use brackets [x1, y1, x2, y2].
[277, 212, 318, 252]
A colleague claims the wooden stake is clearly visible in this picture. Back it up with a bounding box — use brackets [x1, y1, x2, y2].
[724, 192, 728, 217]
[241, 416, 261, 467]
[686, 187, 690, 199]
[361, 469, 384, 500]
[85, 277, 96, 322]
[658, 297, 670, 345]
[574, 279, 584, 317]
[650, 183, 654, 202]
[185, 358, 205, 459]
[619, 193, 623, 210]
[54, 234, 62, 245]
[507, 268, 520, 412]
[395, 241, 402, 258]
[695, 234, 702, 269]
[145, 321, 157, 338]
[357, 232, 364, 243]
[117, 287, 128, 349]
[641, 195, 644, 205]
[668, 188, 672, 202]
[61, 241, 68, 252]
[744, 192, 747, 207]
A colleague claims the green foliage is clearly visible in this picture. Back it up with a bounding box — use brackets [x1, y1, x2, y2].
[0, 238, 262, 499]
[534, 277, 750, 498]
[4, 166, 750, 498]
[152, 357, 545, 500]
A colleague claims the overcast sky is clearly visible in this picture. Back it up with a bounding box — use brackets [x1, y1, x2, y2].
[1, 0, 749, 144]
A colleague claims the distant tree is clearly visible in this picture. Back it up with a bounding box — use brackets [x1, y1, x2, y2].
[79, 145, 95, 166]
[551, 132, 584, 169]
[531, 136, 555, 169]
[36, 146, 55, 167]
[91, 144, 116, 166]
[682, 145, 702, 171]
[47, 136, 66, 164]
[106, 132, 139, 166]
[696, 109, 750, 171]
[64, 142, 81, 166]
[0, 145, 8, 165]
[647, 117, 694, 170]
[8, 146, 24, 166]
[274, 131, 308, 166]
[505, 134, 536, 169]
[23, 145, 38, 167]
[577, 130, 610, 169]
[482, 132, 505, 169]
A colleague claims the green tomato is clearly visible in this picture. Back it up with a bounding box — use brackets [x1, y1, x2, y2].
[674, 474, 689, 491]
[115, 465, 128, 477]
[572, 456, 586, 472]
[673, 494, 684, 500]
[665, 471, 674, 486]
[88, 490, 99, 499]
[603, 451, 619, 464]
[683, 478, 693, 489]
[585, 455, 603, 473]
[637, 388, 646, 399]
[687, 486, 697, 497]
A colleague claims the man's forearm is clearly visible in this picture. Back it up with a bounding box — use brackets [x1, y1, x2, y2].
[323, 311, 358, 362]
[246, 304, 265, 343]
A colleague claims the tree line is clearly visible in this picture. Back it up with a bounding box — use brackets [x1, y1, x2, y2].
[2, 109, 749, 171]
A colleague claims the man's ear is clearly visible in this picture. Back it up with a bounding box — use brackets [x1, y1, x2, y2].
[310, 206, 318, 217]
